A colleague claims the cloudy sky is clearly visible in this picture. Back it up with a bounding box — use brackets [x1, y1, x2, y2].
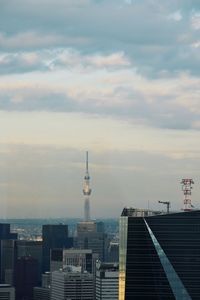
[0, 0, 200, 218]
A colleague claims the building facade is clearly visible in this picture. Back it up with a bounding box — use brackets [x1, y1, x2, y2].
[76, 221, 107, 261]
[42, 224, 73, 272]
[0, 284, 15, 300]
[50, 248, 98, 274]
[95, 262, 118, 300]
[119, 208, 200, 300]
[51, 267, 94, 300]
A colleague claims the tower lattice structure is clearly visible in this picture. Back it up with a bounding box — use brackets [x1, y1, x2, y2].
[83, 151, 92, 221]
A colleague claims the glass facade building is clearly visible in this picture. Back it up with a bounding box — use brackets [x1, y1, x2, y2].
[119, 208, 200, 300]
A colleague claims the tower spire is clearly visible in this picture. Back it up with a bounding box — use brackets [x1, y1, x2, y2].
[83, 151, 92, 221]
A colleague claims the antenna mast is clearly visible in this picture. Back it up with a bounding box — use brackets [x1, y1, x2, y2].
[181, 178, 194, 211]
[83, 151, 92, 221]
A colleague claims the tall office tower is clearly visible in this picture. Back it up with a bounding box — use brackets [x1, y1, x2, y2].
[95, 262, 119, 300]
[42, 224, 73, 273]
[0, 224, 17, 240]
[76, 221, 107, 261]
[51, 266, 94, 300]
[83, 151, 92, 221]
[14, 256, 38, 300]
[16, 240, 42, 283]
[50, 248, 99, 273]
[1, 240, 17, 285]
[0, 224, 18, 283]
[33, 273, 50, 300]
[119, 207, 200, 300]
[107, 240, 119, 263]
[0, 284, 15, 300]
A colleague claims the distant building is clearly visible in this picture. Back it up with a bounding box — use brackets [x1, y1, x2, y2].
[33, 273, 51, 300]
[0, 284, 15, 300]
[76, 221, 107, 261]
[0, 224, 17, 283]
[14, 256, 38, 300]
[107, 241, 119, 263]
[119, 208, 200, 300]
[16, 240, 42, 283]
[1, 240, 17, 285]
[95, 261, 119, 300]
[50, 248, 98, 274]
[42, 224, 73, 272]
[51, 266, 94, 300]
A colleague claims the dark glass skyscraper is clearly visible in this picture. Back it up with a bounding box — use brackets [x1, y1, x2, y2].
[42, 224, 73, 273]
[119, 208, 200, 300]
[0, 224, 18, 283]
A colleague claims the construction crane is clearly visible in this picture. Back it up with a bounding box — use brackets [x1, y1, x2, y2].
[158, 201, 170, 214]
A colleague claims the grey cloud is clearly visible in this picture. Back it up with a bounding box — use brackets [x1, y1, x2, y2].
[0, 49, 130, 74]
[1, 0, 200, 76]
[0, 84, 199, 130]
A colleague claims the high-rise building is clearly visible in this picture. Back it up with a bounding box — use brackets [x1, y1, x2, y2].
[42, 224, 73, 272]
[95, 262, 119, 300]
[51, 266, 94, 300]
[119, 208, 200, 300]
[1, 240, 17, 285]
[0, 284, 15, 300]
[50, 248, 98, 274]
[107, 240, 119, 263]
[76, 221, 107, 261]
[16, 240, 42, 283]
[14, 256, 38, 300]
[33, 273, 51, 300]
[0, 224, 17, 283]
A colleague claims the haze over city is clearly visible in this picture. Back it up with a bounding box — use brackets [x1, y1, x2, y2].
[0, 0, 200, 218]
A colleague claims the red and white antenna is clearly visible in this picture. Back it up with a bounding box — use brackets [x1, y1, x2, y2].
[181, 178, 194, 211]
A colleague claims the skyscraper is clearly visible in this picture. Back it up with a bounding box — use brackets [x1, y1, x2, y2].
[14, 256, 38, 300]
[0, 224, 18, 283]
[17, 240, 42, 283]
[76, 221, 107, 261]
[119, 208, 200, 300]
[42, 224, 73, 272]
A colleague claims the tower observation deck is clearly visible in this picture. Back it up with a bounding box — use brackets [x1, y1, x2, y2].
[83, 151, 92, 221]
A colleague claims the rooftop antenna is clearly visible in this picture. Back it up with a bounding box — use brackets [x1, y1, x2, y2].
[181, 179, 194, 211]
[83, 151, 92, 221]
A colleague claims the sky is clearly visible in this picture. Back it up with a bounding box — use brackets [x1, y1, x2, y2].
[0, 0, 200, 218]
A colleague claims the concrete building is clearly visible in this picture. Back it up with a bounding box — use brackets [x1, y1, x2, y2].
[0, 284, 15, 300]
[51, 266, 94, 300]
[95, 262, 119, 300]
[50, 248, 98, 274]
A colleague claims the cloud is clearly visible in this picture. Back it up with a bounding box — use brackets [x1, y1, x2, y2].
[0, 48, 130, 74]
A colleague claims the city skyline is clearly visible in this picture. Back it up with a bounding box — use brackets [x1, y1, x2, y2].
[0, 0, 200, 218]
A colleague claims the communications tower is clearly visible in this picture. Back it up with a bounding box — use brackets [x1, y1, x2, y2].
[83, 151, 92, 221]
[181, 178, 194, 211]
